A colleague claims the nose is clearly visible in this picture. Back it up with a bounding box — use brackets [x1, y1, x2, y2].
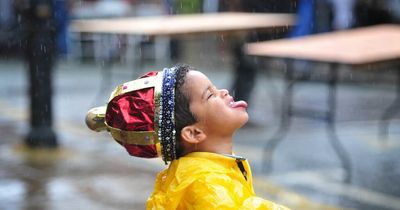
[219, 89, 229, 97]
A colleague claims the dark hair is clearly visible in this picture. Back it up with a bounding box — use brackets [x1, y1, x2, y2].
[174, 64, 197, 158]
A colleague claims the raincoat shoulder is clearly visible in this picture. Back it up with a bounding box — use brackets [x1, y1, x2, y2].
[146, 152, 291, 210]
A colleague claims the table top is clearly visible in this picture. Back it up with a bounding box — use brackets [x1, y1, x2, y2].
[246, 24, 400, 65]
[70, 12, 295, 36]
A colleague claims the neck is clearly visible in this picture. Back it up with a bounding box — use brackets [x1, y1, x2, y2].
[195, 135, 233, 155]
[180, 132, 235, 157]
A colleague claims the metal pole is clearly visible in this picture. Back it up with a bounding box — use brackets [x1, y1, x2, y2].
[24, 0, 57, 148]
[262, 59, 294, 173]
[379, 65, 400, 141]
[326, 63, 351, 182]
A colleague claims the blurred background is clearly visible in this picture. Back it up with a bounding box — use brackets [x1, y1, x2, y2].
[0, 0, 400, 209]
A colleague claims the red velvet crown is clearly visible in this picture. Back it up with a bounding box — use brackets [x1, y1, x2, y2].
[86, 71, 163, 158]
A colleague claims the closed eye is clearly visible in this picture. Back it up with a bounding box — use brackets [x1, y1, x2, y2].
[203, 85, 217, 101]
[207, 93, 213, 99]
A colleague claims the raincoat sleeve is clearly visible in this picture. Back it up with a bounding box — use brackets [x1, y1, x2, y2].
[181, 174, 290, 210]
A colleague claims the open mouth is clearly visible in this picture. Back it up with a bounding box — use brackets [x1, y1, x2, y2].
[229, 100, 248, 109]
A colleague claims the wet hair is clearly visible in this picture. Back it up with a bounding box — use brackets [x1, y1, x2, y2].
[174, 64, 197, 158]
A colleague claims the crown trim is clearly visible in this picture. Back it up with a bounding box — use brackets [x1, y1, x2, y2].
[108, 73, 163, 101]
[109, 126, 158, 145]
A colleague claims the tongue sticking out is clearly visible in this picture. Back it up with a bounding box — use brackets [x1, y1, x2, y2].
[230, 100, 248, 109]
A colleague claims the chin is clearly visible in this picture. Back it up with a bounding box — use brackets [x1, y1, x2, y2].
[238, 113, 249, 128]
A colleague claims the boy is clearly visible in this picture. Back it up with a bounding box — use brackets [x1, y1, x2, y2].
[86, 64, 290, 209]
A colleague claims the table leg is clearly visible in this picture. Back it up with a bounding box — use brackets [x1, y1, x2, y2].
[326, 63, 352, 183]
[262, 59, 294, 173]
[262, 61, 352, 182]
[379, 66, 400, 141]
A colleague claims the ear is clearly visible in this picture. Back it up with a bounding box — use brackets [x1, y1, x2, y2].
[180, 125, 206, 144]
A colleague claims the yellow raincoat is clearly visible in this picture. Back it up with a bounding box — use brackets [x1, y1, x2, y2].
[147, 152, 290, 210]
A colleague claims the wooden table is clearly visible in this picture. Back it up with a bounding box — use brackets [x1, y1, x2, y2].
[70, 12, 295, 36]
[246, 24, 400, 182]
[70, 12, 295, 62]
[70, 12, 295, 103]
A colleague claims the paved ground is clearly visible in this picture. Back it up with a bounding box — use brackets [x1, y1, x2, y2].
[0, 38, 399, 210]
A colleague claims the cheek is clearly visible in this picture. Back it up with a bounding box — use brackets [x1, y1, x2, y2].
[206, 102, 231, 121]
[212, 101, 249, 125]
[188, 101, 204, 121]
[191, 102, 219, 124]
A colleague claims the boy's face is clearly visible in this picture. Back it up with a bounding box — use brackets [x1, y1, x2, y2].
[185, 71, 249, 137]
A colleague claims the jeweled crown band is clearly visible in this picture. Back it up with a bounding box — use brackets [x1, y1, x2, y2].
[159, 67, 177, 163]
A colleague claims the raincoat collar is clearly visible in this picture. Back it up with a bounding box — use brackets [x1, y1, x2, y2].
[184, 152, 245, 161]
[183, 152, 247, 169]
